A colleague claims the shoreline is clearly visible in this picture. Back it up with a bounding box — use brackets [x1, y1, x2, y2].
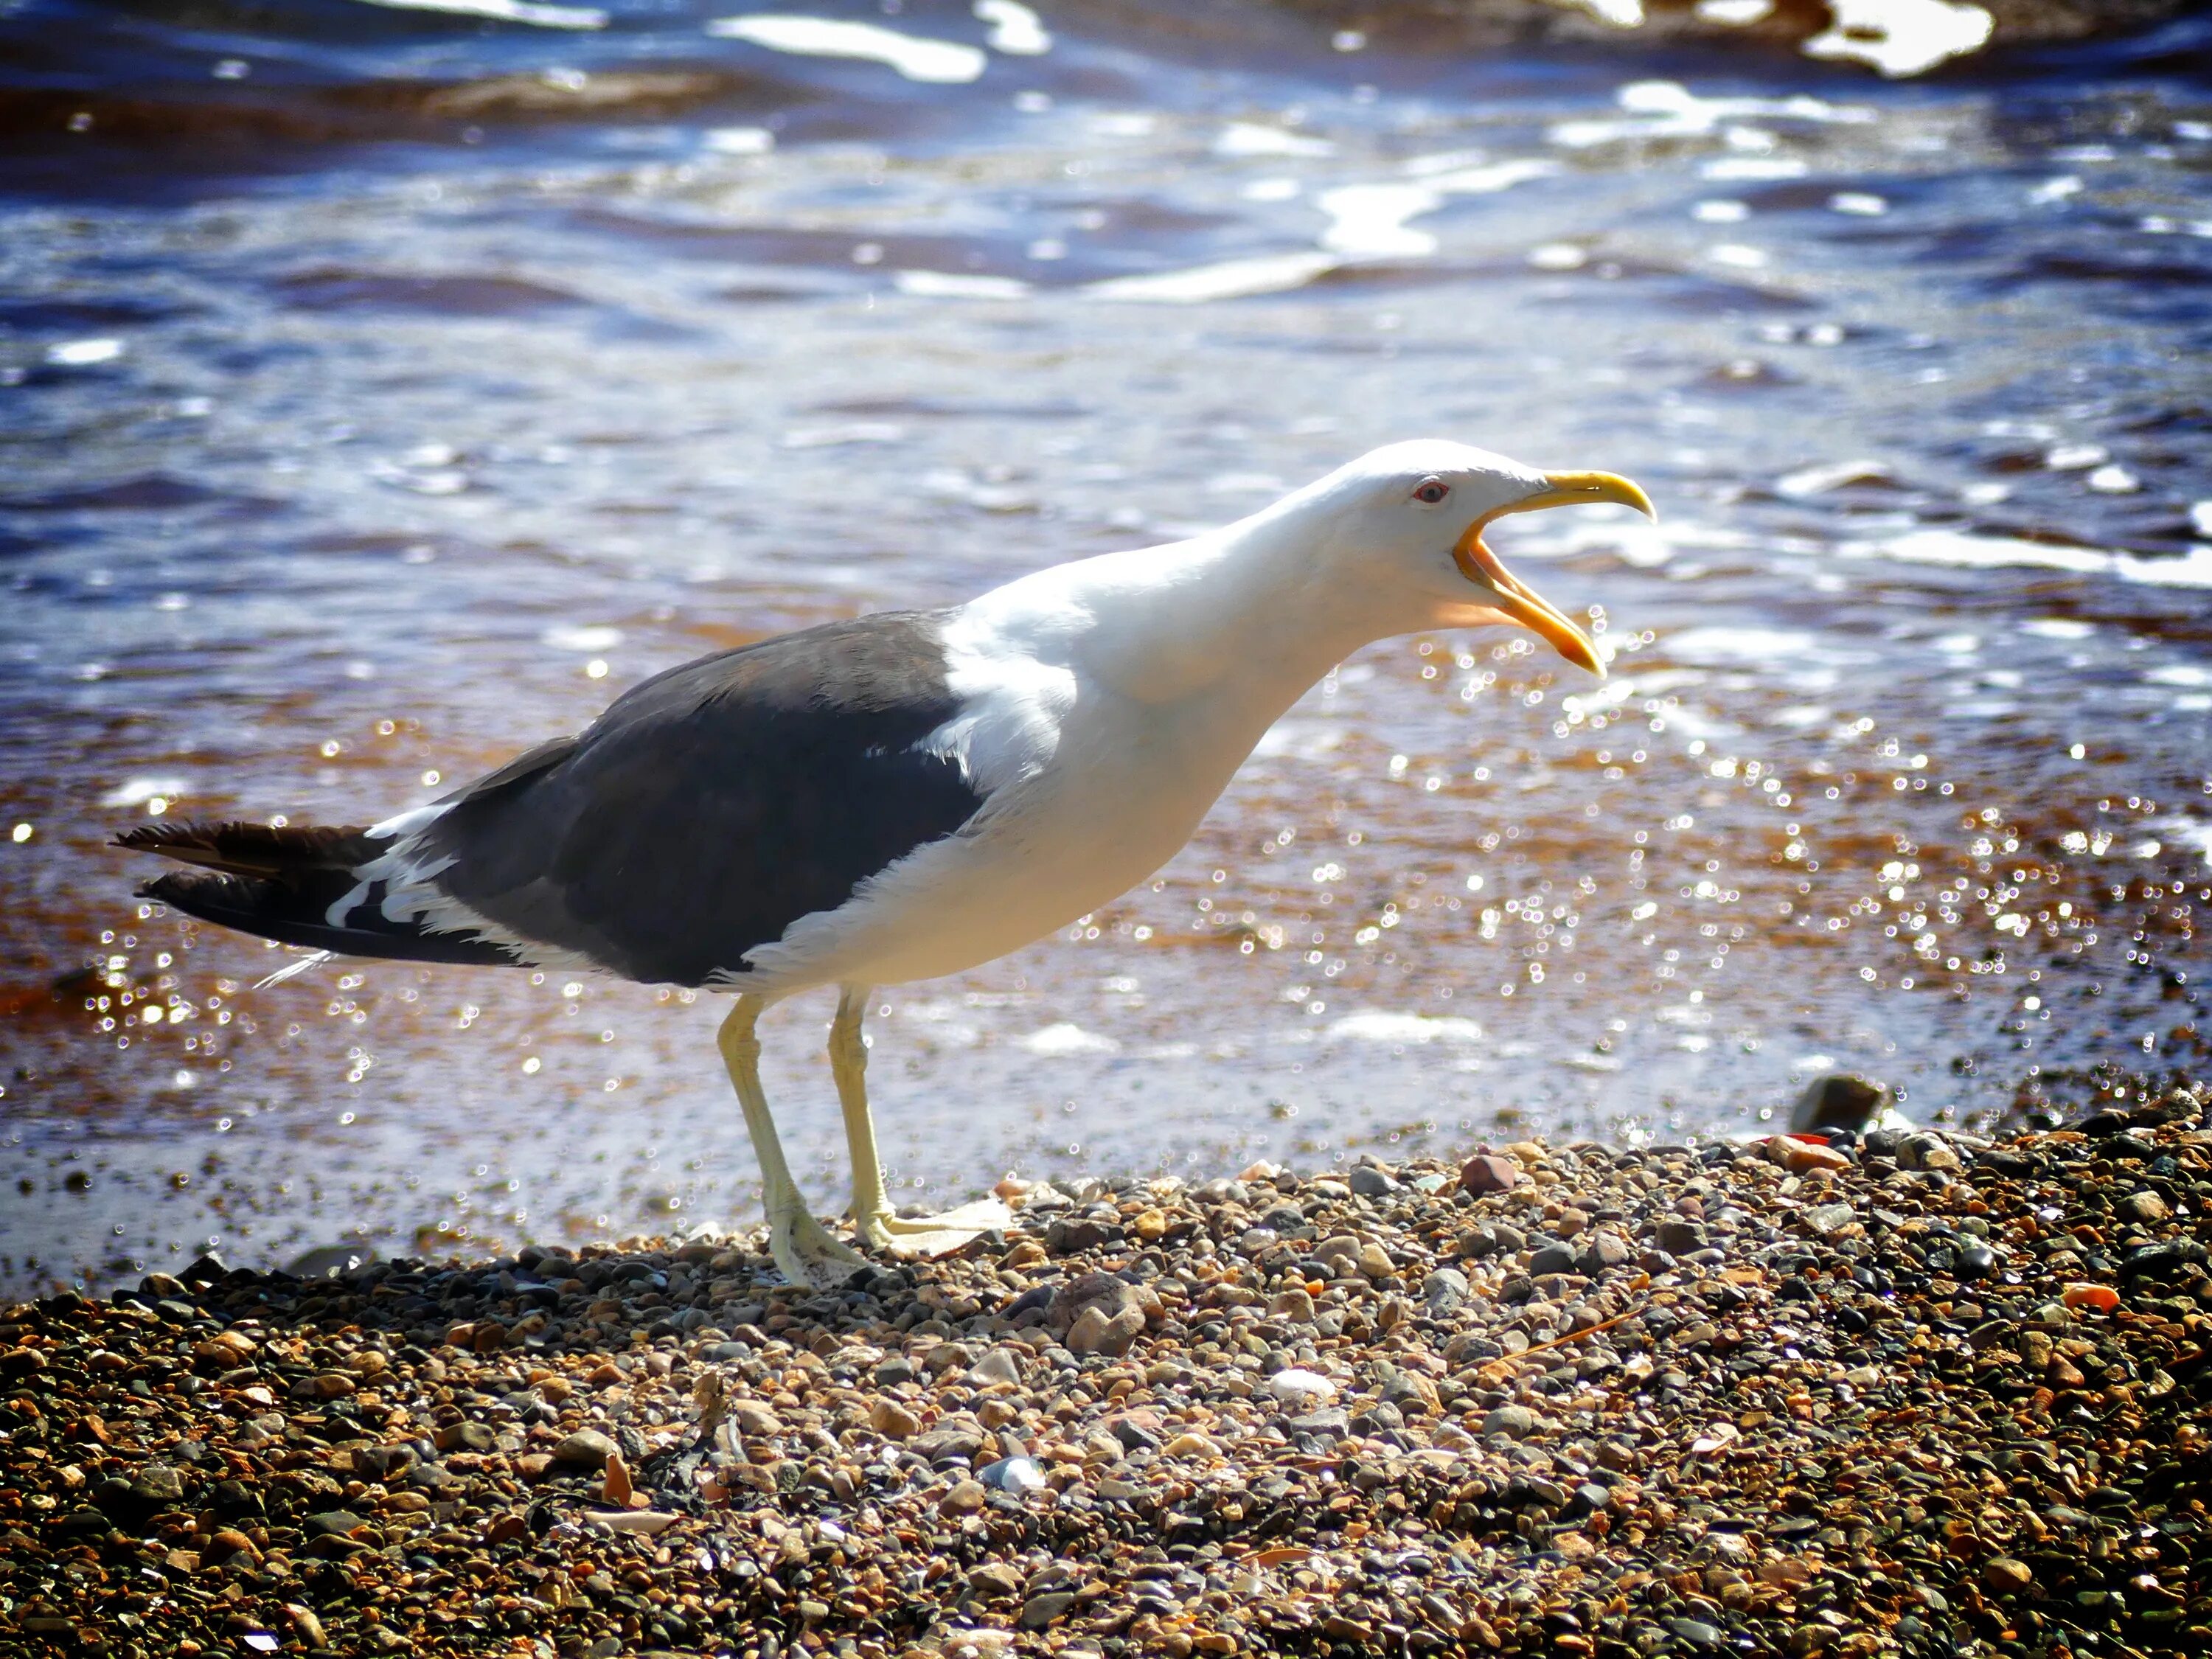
[4, 1087, 2208, 1658]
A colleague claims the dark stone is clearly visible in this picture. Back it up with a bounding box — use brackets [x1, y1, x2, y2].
[1020, 1591, 1078, 1629]
[1422, 1267, 1470, 1312]
[1569, 1482, 1611, 1518]
[1112, 1419, 1161, 1452]
[1791, 1073, 1889, 1134]
[1349, 1166, 1399, 1198]
[130, 1465, 187, 1506]
[212, 1480, 264, 1517]
[355, 1444, 417, 1481]
[910, 1426, 986, 1461]
[1577, 1233, 1632, 1274]
[1046, 1217, 1121, 1254]
[1002, 1284, 1055, 1320]
[1655, 1220, 1708, 1255]
[436, 1420, 496, 1453]
[2120, 1239, 2207, 1281]
[1530, 1242, 1579, 1277]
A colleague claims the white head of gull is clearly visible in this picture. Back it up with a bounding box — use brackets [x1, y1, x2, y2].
[122, 440, 1653, 1287]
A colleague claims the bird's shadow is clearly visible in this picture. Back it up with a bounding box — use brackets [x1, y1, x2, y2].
[117, 1227, 1079, 1532]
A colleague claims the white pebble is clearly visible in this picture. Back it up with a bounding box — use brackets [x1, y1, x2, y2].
[1268, 1367, 1336, 1405]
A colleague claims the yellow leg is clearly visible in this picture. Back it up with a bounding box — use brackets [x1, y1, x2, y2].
[830, 985, 1011, 1256]
[717, 995, 864, 1289]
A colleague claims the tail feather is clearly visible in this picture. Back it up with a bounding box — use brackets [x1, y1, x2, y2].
[116, 819, 378, 877]
[123, 819, 518, 970]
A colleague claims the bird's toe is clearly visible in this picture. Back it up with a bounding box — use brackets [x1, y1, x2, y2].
[863, 1197, 1012, 1259]
[772, 1211, 867, 1289]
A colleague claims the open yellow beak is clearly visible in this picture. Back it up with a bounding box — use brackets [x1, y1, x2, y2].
[1450, 470, 1655, 679]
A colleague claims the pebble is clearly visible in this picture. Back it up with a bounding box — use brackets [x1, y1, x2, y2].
[975, 1455, 1046, 1492]
[939, 1479, 988, 1516]
[1460, 1152, 1523, 1193]
[1765, 1133, 1852, 1175]
[1983, 1556, 2035, 1593]
[869, 1398, 921, 1438]
[1267, 1366, 1336, 1405]
[1349, 1164, 1399, 1197]
[1790, 1071, 1890, 1133]
[551, 1427, 616, 1468]
[1483, 1403, 1540, 1439]
[3, 1080, 2208, 1659]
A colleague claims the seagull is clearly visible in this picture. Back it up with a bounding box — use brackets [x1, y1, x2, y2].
[121, 441, 1651, 1287]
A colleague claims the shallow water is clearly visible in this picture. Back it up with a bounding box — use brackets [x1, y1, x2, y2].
[4, 1, 2210, 1293]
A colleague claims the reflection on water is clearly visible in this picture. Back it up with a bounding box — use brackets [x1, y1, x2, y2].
[3, 1, 2209, 1293]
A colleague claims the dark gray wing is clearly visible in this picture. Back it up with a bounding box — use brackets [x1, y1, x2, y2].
[417, 610, 984, 987]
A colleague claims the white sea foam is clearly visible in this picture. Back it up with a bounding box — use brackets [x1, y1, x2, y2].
[707, 15, 987, 84]
[541, 624, 622, 652]
[1804, 0, 1994, 78]
[1326, 1012, 1486, 1046]
[359, 0, 605, 28]
[894, 270, 1029, 299]
[1775, 458, 1888, 498]
[1214, 122, 1335, 159]
[1017, 1023, 1120, 1056]
[47, 338, 125, 366]
[1083, 251, 1339, 304]
[1866, 528, 2212, 588]
[1548, 79, 1872, 150]
[1664, 626, 1818, 664]
[101, 776, 189, 810]
[1317, 159, 1557, 257]
[973, 0, 1049, 55]
[703, 126, 773, 155]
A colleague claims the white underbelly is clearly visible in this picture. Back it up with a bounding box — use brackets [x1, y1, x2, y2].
[736, 701, 1245, 993]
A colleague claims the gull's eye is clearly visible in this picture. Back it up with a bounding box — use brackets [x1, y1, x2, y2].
[1413, 479, 1450, 504]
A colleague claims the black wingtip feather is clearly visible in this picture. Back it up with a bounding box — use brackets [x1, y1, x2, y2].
[127, 824, 521, 970]
[118, 819, 376, 876]
[139, 867, 520, 968]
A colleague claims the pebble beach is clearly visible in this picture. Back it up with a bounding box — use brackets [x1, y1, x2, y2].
[5, 1085, 2210, 1659]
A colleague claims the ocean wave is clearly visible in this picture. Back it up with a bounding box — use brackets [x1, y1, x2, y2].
[1257, 0, 2202, 76]
[2, 1, 2200, 167]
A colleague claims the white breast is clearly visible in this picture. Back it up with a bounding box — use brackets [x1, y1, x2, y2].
[732, 588, 1262, 993]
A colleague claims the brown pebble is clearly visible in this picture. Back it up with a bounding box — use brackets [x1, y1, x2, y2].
[601, 1448, 633, 1506]
[1983, 1557, 2034, 1594]
[204, 1528, 261, 1565]
[939, 1479, 987, 1516]
[728, 1399, 784, 1436]
[872, 1399, 921, 1439]
[1460, 1152, 1523, 1194]
[552, 1427, 618, 1469]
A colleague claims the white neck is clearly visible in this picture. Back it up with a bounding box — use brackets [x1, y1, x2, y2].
[1011, 499, 1427, 710]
